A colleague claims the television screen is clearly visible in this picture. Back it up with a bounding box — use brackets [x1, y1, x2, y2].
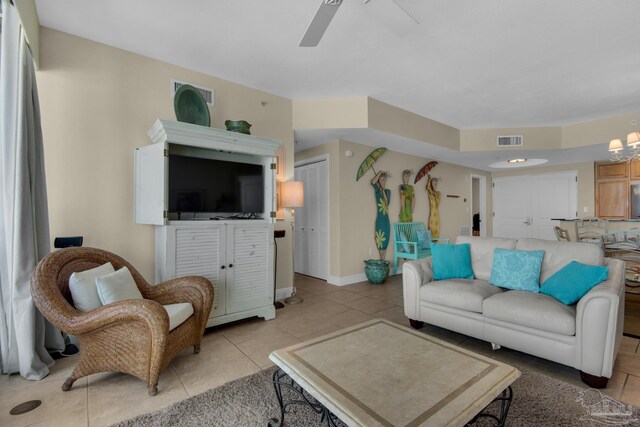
[168, 155, 264, 214]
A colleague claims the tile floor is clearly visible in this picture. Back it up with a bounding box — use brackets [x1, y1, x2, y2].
[2, 273, 640, 426]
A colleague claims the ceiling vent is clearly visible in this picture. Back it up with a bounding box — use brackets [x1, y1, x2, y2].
[171, 80, 214, 106]
[497, 135, 523, 147]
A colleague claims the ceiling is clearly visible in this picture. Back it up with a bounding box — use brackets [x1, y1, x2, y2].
[35, 0, 640, 169]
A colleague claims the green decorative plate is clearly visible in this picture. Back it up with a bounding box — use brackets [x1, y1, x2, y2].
[174, 84, 210, 127]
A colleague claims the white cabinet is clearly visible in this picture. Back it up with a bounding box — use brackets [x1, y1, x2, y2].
[156, 221, 275, 327]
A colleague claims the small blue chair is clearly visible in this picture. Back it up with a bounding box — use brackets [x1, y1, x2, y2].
[392, 222, 450, 275]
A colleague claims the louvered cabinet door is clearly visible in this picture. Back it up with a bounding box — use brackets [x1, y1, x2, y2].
[174, 225, 226, 318]
[226, 224, 273, 313]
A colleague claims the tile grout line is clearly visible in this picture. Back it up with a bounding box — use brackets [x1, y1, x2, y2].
[171, 361, 191, 397]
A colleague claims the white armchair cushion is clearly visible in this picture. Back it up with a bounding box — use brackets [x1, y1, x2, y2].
[69, 262, 115, 312]
[163, 303, 194, 331]
[96, 267, 143, 305]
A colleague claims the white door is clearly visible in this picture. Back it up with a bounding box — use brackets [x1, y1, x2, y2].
[173, 225, 226, 318]
[493, 172, 577, 240]
[226, 223, 273, 313]
[493, 176, 533, 238]
[532, 172, 577, 240]
[294, 160, 329, 280]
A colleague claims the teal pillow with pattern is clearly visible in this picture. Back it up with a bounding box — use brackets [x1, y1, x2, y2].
[489, 248, 544, 292]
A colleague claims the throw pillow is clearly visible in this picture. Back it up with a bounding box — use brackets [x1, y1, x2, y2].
[399, 231, 412, 253]
[489, 248, 545, 292]
[416, 229, 430, 250]
[96, 267, 144, 305]
[540, 261, 608, 305]
[69, 262, 115, 312]
[431, 243, 474, 280]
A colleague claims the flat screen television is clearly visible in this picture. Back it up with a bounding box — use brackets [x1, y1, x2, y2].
[168, 154, 264, 214]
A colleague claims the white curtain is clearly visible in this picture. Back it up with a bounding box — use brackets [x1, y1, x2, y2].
[0, 2, 64, 379]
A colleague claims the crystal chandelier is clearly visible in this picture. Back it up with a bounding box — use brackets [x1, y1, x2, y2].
[609, 132, 640, 162]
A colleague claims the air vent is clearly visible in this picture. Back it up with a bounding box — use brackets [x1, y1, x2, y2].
[459, 226, 471, 236]
[171, 80, 214, 106]
[497, 135, 523, 147]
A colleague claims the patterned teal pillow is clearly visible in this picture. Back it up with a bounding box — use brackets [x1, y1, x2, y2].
[431, 243, 474, 280]
[416, 229, 430, 250]
[489, 248, 545, 292]
[540, 261, 608, 305]
[399, 231, 412, 253]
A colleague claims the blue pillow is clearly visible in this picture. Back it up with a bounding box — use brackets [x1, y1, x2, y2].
[540, 261, 608, 305]
[431, 243, 474, 280]
[416, 229, 430, 250]
[399, 231, 412, 253]
[489, 248, 544, 292]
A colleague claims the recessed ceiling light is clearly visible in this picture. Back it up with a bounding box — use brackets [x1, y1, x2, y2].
[489, 158, 548, 169]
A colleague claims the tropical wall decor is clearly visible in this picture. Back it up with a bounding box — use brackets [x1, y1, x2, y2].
[399, 169, 414, 222]
[415, 161, 441, 238]
[355, 148, 390, 261]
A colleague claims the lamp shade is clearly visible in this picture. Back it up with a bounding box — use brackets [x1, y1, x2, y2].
[281, 181, 304, 208]
[609, 139, 623, 153]
[628, 132, 640, 149]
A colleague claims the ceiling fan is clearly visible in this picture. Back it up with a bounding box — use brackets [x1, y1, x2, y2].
[300, 0, 419, 47]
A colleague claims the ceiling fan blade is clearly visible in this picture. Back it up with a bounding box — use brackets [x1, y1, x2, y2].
[300, 0, 342, 47]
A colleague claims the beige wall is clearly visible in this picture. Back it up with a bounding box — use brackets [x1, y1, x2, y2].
[297, 141, 491, 279]
[292, 97, 369, 129]
[460, 127, 561, 151]
[37, 28, 295, 288]
[491, 162, 595, 218]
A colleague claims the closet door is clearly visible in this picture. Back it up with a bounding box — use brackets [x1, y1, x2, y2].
[493, 176, 533, 238]
[532, 172, 577, 239]
[294, 160, 329, 280]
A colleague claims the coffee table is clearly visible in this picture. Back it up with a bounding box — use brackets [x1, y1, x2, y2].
[268, 319, 520, 427]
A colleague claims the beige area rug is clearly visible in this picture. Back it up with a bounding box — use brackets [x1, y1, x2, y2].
[113, 366, 640, 427]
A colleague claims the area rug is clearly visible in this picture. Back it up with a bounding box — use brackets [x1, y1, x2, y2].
[113, 366, 640, 427]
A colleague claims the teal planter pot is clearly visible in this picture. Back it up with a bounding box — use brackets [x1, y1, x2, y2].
[364, 259, 390, 284]
[225, 120, 252, 135]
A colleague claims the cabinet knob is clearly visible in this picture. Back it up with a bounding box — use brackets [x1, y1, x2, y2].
[221, 265, 226, 270]
[228, 264, 233, 268]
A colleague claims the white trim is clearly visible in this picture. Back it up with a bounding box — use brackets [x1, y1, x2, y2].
[327, 271, 400, 286]
[275, 287, 294, 300]
[295, 153, 329, 168]
[469, 174, 487, 237]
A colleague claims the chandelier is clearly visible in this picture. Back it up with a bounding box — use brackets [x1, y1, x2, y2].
[609, 132, 640, 162]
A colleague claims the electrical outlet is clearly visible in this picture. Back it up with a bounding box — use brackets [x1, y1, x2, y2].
[583, 207, 588, 213]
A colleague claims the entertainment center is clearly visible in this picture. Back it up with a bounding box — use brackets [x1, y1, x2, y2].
[134, 119, 280, 327]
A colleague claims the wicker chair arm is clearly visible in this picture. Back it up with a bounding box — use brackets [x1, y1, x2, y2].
[67, 299, 170, 337]
[143, 276, 213, 311]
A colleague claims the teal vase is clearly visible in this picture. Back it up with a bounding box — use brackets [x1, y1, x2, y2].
[364, 259, 390, 284]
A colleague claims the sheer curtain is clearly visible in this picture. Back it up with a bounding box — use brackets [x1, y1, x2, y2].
[0, 1, 64, 380]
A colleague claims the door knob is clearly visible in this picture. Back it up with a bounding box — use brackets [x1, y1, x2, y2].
[221, 265, 226, 270]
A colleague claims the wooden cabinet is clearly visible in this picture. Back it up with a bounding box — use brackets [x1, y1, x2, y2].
[596, 179, 628, 219]
[596, 162, 628, 179]
[631, 160, 640, 180]
[156, 222, 275, 327]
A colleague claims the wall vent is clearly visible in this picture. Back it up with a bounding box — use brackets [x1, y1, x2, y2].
[459, 226, 471, 236]
[171, 80, 214, 106]
[497, 135, 523, 147]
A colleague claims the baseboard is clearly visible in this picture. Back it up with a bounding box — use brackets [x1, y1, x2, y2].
[327, 271, 399, 286]
[275, 287, 293, 300]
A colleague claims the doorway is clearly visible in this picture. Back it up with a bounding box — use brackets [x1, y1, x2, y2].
[294, 157, 329, 280]
[470, 175, 487, 237]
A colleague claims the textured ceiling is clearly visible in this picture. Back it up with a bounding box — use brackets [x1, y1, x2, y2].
[35, 0, 640, 130]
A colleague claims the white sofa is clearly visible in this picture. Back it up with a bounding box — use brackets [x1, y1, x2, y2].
[402, 236, 625, 388]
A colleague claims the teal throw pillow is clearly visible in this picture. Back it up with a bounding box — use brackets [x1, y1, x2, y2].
[540, 261, 608, 305]
[431, 243, 474, 280]
[489, 248, 544, 292]
[399, 231, 412, 253]
[416, 229, 430, 250]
